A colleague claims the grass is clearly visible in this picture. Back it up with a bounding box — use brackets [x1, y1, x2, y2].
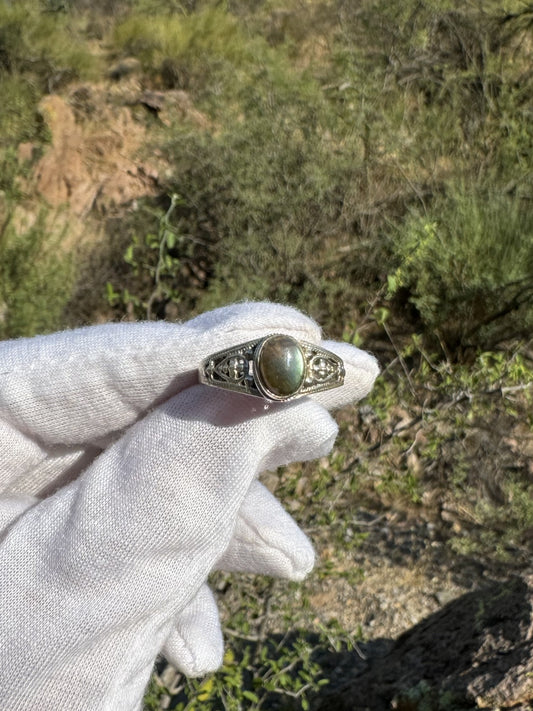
[113, 4, 269, 94]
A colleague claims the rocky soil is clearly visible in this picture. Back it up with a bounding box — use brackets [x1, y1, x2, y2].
[307, 516, 533, 710]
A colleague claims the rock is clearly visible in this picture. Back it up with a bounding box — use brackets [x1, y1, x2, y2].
[17, 142, 36, 164]
[36, 95, 89, 211]
[138, 90, 167, 113]
[137, 89, 210, 128]
[35, 94, 158, 215]
[108, 57, 141, 81]
[313, 575, 533, 710]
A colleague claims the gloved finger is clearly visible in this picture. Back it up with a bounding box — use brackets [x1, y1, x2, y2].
[0, 437, 101, 501]
[162, 584, 223, 678]
[0, 387, 338, 709]
[62, 386, 337, 574]
[216, 480, 314, 580]
[0, 302, 322, 448]
[0, 494, 38, 536]
[0, 420, 47, 495]
[163, 480, 316, 675]
[158, 477, 317, 676]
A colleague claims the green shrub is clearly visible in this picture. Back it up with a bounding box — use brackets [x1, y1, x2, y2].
[113, 4, 262, 90]
[0, 0, 97, 88]
[106, 114, 377, 333]
[388, 188, 533, 351]
[106, 10, 387, 333]
[0, 212, 74, 339]
[0, 75, 45, 150]
[98, 0, 533, 351]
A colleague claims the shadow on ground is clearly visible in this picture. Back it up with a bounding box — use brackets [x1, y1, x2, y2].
[311, 575, 533, 711]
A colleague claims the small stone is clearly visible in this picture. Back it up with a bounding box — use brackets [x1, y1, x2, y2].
[108, 57, 141, 80]
[257, 335, 305, 399]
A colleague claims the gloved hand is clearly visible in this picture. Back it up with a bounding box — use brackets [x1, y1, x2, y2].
[0, 302, 378, 711]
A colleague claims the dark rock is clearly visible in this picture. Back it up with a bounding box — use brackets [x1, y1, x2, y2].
[314, 575, 533, 710]
[108, 57, 141, 81]
[138, 90, 166, 114]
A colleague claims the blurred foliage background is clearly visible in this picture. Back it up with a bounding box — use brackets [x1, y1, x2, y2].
[0, 0, 532, 708]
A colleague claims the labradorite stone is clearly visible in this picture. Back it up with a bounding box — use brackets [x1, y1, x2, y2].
[257, 335, 305, 398]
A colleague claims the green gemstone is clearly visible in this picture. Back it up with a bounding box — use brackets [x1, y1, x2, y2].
[257, 335, 305, 399]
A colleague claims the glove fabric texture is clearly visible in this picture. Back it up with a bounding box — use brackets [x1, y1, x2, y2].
[0, 302, 379, 710]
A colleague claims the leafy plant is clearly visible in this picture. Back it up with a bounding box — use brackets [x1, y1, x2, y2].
[388, 188, 533, 351]
[169, 637, 328, 711]
[145, 611, 364, 711]
[0, 211, 74, 339]
[0, 0, 97, 88]
[106, 193, 187, 320]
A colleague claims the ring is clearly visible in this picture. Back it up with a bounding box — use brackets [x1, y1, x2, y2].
[199, 334, 345, 401]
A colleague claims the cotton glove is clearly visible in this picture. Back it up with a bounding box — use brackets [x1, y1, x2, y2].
[0, 302, 379, 711]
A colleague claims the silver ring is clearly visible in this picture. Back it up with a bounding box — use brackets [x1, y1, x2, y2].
[199, 334, 345, 402]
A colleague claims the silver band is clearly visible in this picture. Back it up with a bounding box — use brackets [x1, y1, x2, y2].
[199, 334, 345, 402]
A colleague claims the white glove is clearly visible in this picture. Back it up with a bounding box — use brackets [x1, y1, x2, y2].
[0, 302, 378, 711]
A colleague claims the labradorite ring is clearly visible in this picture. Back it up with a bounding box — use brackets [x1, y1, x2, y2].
[199, 334, 345, 402]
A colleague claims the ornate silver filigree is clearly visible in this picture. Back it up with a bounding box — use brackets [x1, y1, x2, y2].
[199, 334, 344, 402]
